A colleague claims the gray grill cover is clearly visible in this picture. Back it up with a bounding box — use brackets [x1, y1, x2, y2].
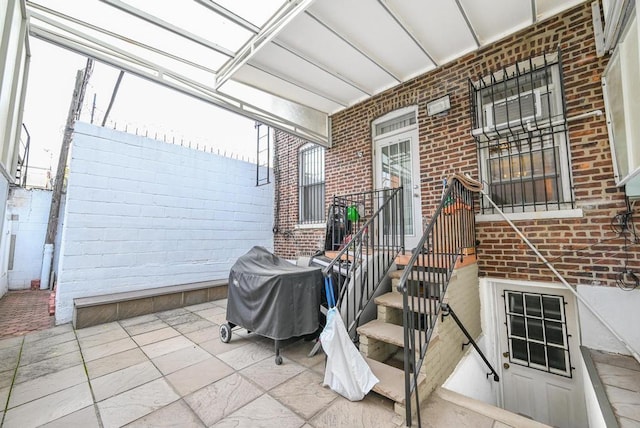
[227, 246, 322, 340]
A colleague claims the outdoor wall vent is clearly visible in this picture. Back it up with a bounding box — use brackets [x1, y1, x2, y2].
[426, 95, 451, 116]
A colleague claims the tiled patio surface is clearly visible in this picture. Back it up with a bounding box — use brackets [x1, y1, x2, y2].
[0, 299, 406, 428]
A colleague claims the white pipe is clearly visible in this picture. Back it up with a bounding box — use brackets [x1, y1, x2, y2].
[481, 190, 640, 363]
[40, 243, 53, 290]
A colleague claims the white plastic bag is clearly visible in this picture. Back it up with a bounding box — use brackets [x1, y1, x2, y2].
[320, 307, 379, 401]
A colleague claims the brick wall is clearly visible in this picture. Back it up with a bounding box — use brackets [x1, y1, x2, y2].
[55, 122, 273, 324]
[274, 2, 640, 287]
[273, 130, 326, 259]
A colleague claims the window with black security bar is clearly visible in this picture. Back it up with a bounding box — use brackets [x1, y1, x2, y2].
[299, 144, 325, 224]
[469, 50, 575, 214]
[504, 291, 572, 377]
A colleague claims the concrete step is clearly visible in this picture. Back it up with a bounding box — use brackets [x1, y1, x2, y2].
[422, 388, 552, 428]
[374, 292, 437, 314]
[366, 357, 425, 405]
[357, 319, 438, 348]
[357, 319, 405, 347]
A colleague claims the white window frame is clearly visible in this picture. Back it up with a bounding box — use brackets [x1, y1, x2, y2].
[298, 143, 325, 225]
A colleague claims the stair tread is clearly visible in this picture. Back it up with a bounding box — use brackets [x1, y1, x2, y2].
[374, 292, 436, 314]
[358, 319, 439, 348]
[366, 357, 426, 404]
[357, 320, 405, 347]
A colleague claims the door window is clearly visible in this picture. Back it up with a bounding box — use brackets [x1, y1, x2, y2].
[380, 139, 414, 235]
[504, 290, 571, 377]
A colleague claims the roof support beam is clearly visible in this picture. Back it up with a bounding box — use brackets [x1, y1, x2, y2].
[377, 0, 438, 67]
[214, 0, 315, 89]
[98, 0, 234, 57]
[454, 0, 480, 47]
[192, 0, 259, 33]
[27, 4, 218, 76]
[28, 23, 330, 146]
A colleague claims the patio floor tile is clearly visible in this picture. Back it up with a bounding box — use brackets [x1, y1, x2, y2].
[165, 356, 234, 396]
[239, 356, 305, 391]
[217, 342, 273, 370]
[183, 325, 219, 344]
[14, 350, 83, 384]
[124, 399, 205, 427]
[192, 306, 226, 321]
[81, 337, 138, 362]
[199, 334, 252, 356]
[22, 324, 72, 343]
[152, 344, 211, 375]
[97, 378, 179, 428]
[39, 405, 100, 428]
[0, 336, 23, 350]
[174, 319, 214, 335]
[122, 318, 167, 336]
[22, 331, 75, 349]
[77, 326, 129, 349]
[85, 347, 148, 379]
[2, 382, 93, 428]
[0, 345, 21, 372]
[309, 393, 403, 428]
[141, 335, 194, 359]
[75, 322, 122, 339]
[269, 370, 338, 420]
[118, 314, 158, 327]
[8, 364, 87, 408]
[184, 373, 262, 426]
[212, 393, 305, 428]
[91, 360, 161, 401]
[18, 339, 79, 366]
[132, 326, 179, 347]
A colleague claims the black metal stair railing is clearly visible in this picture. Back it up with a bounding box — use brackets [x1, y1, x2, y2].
[322, 187, 404, 337]
[397, 176, 478, 427]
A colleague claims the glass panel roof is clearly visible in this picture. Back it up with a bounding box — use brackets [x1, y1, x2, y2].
[24, 0, 589, 147]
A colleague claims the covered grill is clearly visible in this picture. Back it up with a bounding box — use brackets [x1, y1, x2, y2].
[220, 246, 322, 364]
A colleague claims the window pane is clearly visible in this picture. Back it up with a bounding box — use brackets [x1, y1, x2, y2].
[545, 321, 564, 345]
[543, 296, 562, 320]
[525, 294, 542, 317]
[529, 342, 547, 366]
[381, 140, 413, 235]
[527, 318, 544, 341]
[508, 292, 524, 314]
[509, 315, 526, 337]
[548, 346, 567, 371]
[511, 338, 528, 361]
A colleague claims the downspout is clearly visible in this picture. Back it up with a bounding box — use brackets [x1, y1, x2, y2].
[479, 184, 640, 363]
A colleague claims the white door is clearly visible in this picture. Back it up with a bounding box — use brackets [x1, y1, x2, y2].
[374, 131, 422, 249]
[496, 283, 587, 427]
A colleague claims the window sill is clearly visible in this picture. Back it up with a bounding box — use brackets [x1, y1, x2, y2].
[295, 222, 326, 230]
[476, 208, 583, 223]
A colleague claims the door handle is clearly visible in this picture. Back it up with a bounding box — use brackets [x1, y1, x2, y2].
[503, 352, 510, 358]
[503, 363, 510, 369]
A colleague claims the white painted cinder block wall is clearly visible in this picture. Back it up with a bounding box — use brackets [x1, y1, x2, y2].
[6, 188, 52, 290]
[55, 122, 274, 324]
[0, 176, 9, 297]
